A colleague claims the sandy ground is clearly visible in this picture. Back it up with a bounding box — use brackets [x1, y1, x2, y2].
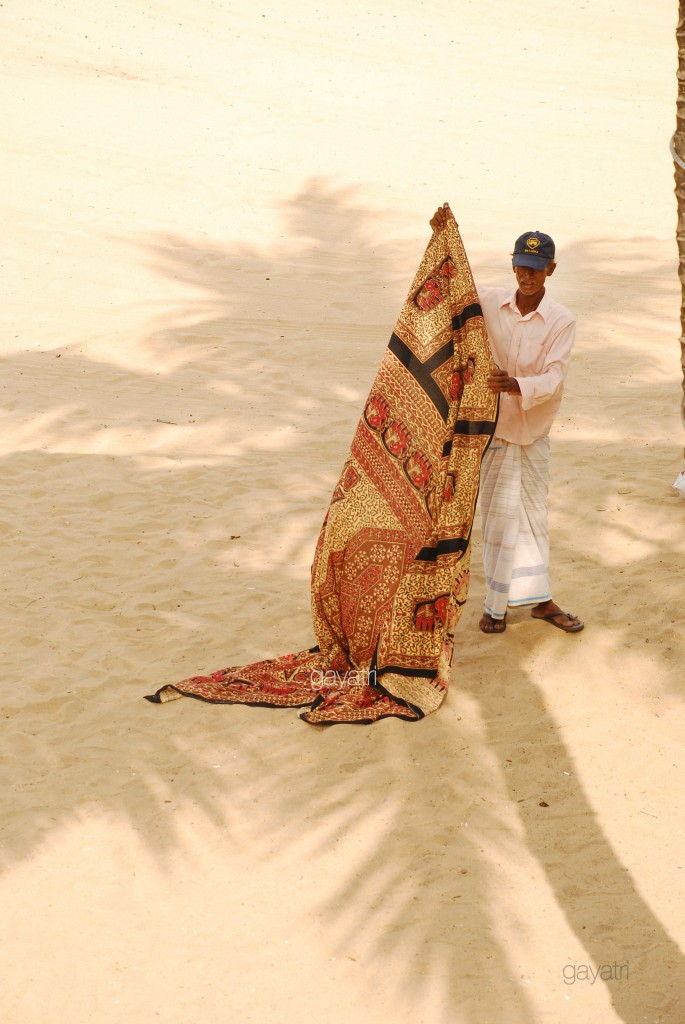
[2, 2, 685, 1022]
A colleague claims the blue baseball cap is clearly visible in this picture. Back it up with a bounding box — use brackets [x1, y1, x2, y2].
[512, 231, 555, 269]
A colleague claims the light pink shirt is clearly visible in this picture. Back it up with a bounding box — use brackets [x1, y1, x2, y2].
[478, 286, 576, 446]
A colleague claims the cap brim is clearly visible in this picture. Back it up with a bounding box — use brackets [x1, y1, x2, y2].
[512, 254, 551, 270]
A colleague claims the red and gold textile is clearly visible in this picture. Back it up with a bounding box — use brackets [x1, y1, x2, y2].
[146, 210, 498, 724]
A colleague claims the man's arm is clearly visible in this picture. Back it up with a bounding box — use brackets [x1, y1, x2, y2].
[515, 320, 576, 408]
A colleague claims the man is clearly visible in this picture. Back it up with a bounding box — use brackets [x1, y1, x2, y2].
[430, 203, 583, 635]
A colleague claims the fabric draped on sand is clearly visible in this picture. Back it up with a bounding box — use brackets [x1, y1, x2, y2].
[146, 211, 498, 724]
[480, 436, 552, 620]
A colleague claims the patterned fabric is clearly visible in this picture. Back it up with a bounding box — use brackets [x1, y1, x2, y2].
[480, 436, 552, 620]
[145, 211, 498, 724]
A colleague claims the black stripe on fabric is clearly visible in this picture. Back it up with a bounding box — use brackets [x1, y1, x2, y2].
[388, 332, 452, 421]
[378, 665, 437, 680]
[301, 693, 424, 724]
[144, 687, 313, 708]
[451, 302, 483, 332]
[414, 537, 469, 562]
[454, 418, 497, 437]
[369, 649, 426, 720]
[444, 419, 497, 453]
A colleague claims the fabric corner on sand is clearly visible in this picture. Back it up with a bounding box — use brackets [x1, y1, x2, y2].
[145, 210, 498, 724]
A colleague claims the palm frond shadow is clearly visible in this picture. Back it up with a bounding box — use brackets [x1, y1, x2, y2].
[2, 181, 684, 1021]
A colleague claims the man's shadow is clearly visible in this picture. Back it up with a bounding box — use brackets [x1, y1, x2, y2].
[460, 631, 685, 1021]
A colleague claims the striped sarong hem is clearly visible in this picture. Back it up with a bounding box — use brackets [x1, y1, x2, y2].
[480, 437, 552, 619]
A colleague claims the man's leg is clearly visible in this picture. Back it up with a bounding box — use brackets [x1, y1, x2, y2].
[506, 436, 552, 609]
[514, 437, 583, 632]
[479, 441, 520, 633]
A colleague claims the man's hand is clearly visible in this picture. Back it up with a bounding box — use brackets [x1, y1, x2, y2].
[487, 369, 521, 394]
[430, 203, 452, 233]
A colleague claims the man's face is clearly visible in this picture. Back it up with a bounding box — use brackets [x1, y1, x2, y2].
[513, 261, 556, 298]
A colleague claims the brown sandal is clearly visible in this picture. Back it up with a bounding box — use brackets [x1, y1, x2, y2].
[533, 610, 584, 633]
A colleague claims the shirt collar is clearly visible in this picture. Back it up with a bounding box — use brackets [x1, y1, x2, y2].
[502, 288, 551, 322]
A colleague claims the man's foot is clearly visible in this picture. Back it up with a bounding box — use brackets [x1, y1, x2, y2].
[531, 600, 584, 633]
[479, 612, 506, 634]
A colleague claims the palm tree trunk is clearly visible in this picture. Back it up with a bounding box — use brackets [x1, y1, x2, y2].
[674, 4, 685, 446]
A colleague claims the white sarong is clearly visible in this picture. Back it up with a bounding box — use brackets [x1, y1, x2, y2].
[480, 437, 552, 620]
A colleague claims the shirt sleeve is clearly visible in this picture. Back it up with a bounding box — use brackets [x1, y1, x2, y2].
[515, 319, 576, 409]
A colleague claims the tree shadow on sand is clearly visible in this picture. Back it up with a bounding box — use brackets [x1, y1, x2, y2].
[2, 182, 684, 1022]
